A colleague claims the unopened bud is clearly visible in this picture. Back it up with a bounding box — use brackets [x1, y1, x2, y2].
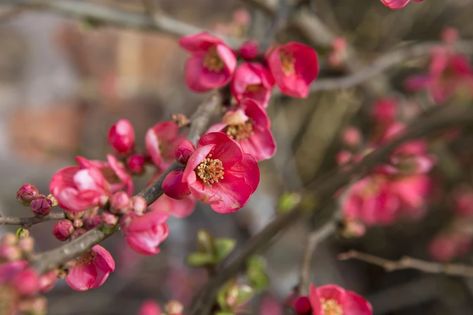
[102, 212, 118, 226]
[131, 196, 147, 215]
[175, 140, 194, 164]
[108, 119, 135, 154]
[30, 197, 52, 216]
[16, 184, 40, 205]
[53, 220, 74, 241]
[110, 191, 130, 213]
[127, 154, 146, 175]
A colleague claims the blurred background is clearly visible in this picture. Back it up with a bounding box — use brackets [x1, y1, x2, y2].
[0, 0, 472, 314]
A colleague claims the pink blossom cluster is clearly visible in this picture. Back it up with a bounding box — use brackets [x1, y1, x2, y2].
[406, 28, 473, 104]
[339, 98, 434, 227]
[291, 283, 372, 315]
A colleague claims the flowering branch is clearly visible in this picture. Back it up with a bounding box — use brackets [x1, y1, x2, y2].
[0, 212, 64, 227]
[30, 93, 222, 274]
[338, 250, 473, 277]
[189, 104, 473, 315]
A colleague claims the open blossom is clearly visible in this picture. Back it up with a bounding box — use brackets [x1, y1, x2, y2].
[231, 63, 274, 108]
[179, 32, 237, 92]
[66, 245, 115, 291]
[380, 0, 423, 10]
[146, 121, 185, 170]
[50, 161, 110, 213]
[405, 48, 473, 103]
[182, 132, 260, 213]
[208, 99, 276, 161]
[266, 42, 318, 98]
[108, 119, 135, 154]
[121, 209, 169, 255]
[149, 194, 196, 218]
[308, 284, 372, 315]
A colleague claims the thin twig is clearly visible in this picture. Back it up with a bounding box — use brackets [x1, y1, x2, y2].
[1, 0, 242, 46]
[30, 94, 222, 274]
[0, 212, 65, 227]
[338, 250, 473, 277]
[189, 105, 473, 315]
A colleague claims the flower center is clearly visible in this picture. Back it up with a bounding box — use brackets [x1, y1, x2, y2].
[225, 121, 253, 141]
[245, 83, 262, 93]
[321, 298, 343, 315]
[280, 51, 295, 76]
[196, 155, 225, 185]
[76, 251, 96, 266]
[203, 47, 224, 72]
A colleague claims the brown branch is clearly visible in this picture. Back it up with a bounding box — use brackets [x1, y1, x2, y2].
[189, 104, 473, 315]
[338, 250, 473, 277]
[3, 0, 242, 46]
[30, 94, 222, 274]
[0, 212, 65, 227]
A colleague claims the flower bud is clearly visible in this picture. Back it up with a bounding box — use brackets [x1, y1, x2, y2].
[16, 184, 39, 205]
[342, 126, 361, 147]
[102, 212, 118, 226]
[110, 191, 130, 213]
[131, 196, 147, 215]
[12, 268, 40, 296]
[293, 296, 312, 315]
[108, 119, 135, 154]
[53, 220, 74, 241]
[127, 154, 146, 174]
[18, 237, 35, 253]
[162, 170, 191, 199]
[175, 140, 194, 164]
[239, 40, 259, 59]
[30, 197, 52, 216]
[166, 300, 184, 315]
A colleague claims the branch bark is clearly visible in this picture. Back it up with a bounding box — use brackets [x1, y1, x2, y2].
[30, 94, 222, 274]
[339, 250, 473, 277]
[0, 212, 65, 226]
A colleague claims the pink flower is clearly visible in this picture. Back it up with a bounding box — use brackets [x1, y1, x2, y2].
[429, 233, 472, 262]
[405, 48, 473, 103]
[371, 98, 397, 126]
[66, 245, 115, 291]
[380, 0, 422, 10]
[328, 37, 348, 68]
[146, 121, 185, 170]
[266, 42, 319, 98]
[179, 32, 237, 92]
[183, 132, 260, 213]
[231, 63, 274, 108]
[108, 119, 135, 154]
[138, 300, 161, 315]
[208, 99, 276, 161]
[0, 261, 40, 296]
[121, 209, 169, 255]
[149, 194, 196, 219]
[50, 162, 109, 213]
[309, 284, 372, 315]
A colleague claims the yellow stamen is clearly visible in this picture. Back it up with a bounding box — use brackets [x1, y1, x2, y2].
[321, 298, 343, 315]
[203, 47, 224, 72]
[280, 51, 295, 76]
[196, 155, 224, 185]
[225, 121, 253, 141]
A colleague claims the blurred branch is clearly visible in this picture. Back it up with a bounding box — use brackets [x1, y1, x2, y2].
[1, 0, 242, 46]
[299, 211, 338, 294]
[0, 212, 65, 227]
[189, 104, 473, 315]
[310, 40, 473, 93]
[339, 250, 473, 277]
[30, 94, 222, 274]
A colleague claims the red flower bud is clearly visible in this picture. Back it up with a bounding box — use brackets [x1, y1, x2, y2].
[110, 191, 131, 213]
[108, 119, 135, 154]
[30, 197, 52, 216]
[175, 140, 194, 164]
[163, 170, 191, 199]
[53, 220, 74, 241]
[16, 184, 39, 205]
[239, 40, 260, 60]
[127, 154, 146, 174]
[293, 296, 312, 315]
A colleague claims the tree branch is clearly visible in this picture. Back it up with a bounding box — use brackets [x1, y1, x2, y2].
[0, 212, 65, 227]
[338, 250, 473, 277]
[1, 0, 241, 46]
[189, 104, 473, 315]
[30, 93, 222, 274]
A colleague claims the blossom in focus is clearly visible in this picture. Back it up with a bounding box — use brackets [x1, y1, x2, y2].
[266, 42, 319, 98]
[380, 0, 423, 10]
[182, 132, 260, 213]
[121, 208, 169, 255]
[405, 48, 473, 103]
[231, 63, 274, 108]
[65, 245, 115, 291]
[146, 121, 185, 170]
[179, 32, 237, 92]
[309, 284, 372, 315]
[50, 161, 110, 213]
[208, 99, 276, 161]
[108, 119, 135, 154]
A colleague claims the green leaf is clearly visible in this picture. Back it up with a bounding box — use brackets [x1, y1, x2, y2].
[277, 192, 301, 214]
[236, 285, 254, 305]
[187, 253, 216, 267]
[246, 256, 269, 291]
[197, 229, 214, 253]
[214, 238, 236, 262]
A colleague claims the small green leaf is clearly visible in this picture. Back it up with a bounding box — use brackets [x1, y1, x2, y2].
[197, 229, 214, 253]
[236, 285, 254, 305]
[187, 253, 216, 267]
[246, 256, 269, 291]
[214, 238, 236, 262]
[277, 192, 301, 214]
